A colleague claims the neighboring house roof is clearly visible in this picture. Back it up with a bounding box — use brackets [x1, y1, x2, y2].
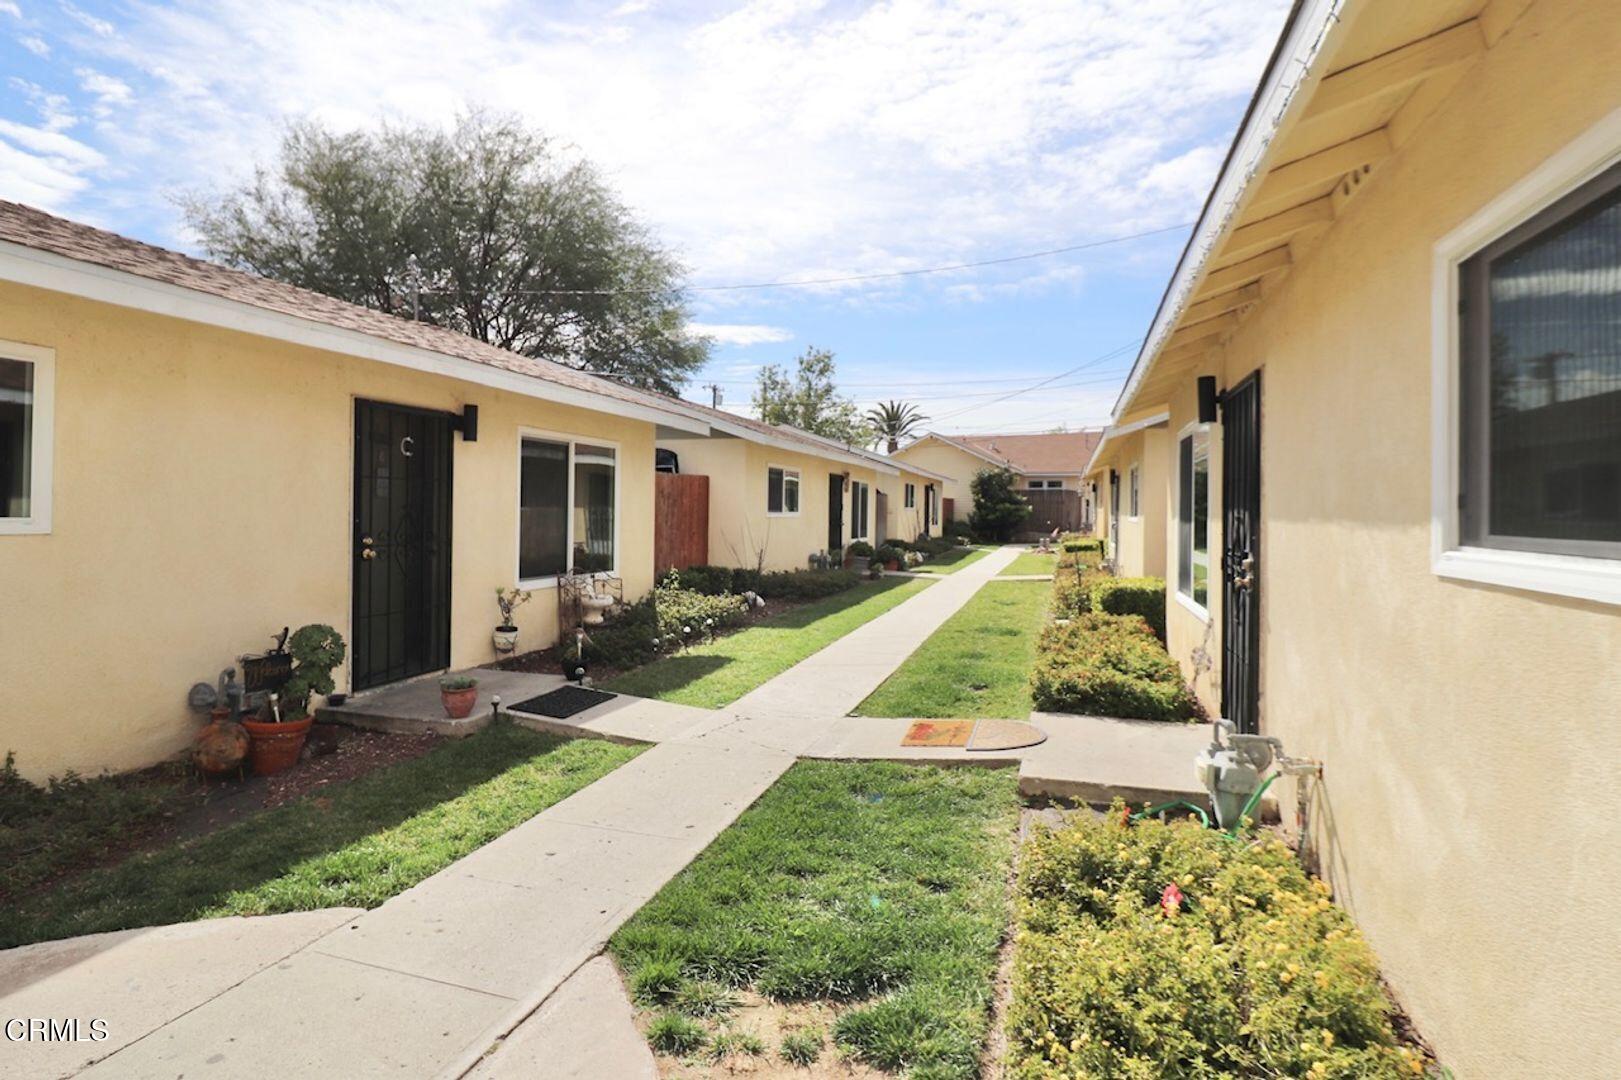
[1112, 0, 1513, 421]
[0, 199, 708, 433]
[901, 430, 1101, 476]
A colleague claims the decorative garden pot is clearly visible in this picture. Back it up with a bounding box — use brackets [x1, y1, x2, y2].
[442, 686, 479, 719]
[884, 559, 900, 571]
[241, 716, 314, 776]
[194, 708, 250, 776]
[492, 626, 519, 653]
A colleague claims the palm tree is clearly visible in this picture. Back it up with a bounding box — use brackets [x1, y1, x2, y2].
[866, 400, 929, 454]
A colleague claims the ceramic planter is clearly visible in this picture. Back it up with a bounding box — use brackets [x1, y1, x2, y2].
[492, 626, 519, 653]
[442, 686, 478, 719]
[241, 716, 313, 776]
[194, 708, 249, 776]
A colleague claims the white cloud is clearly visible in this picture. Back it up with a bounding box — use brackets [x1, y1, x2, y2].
[60, 2, 114, 37]
[608, 0, 652, 16]
[9, 77, 78, 132]
[0, 1, 21, 18]
[0, 117, 104, 209]
[31, 0, 1287, 272]
[687, 322, 794, 346]
[76, 68, 133, 114]
[19, 34, 50, 56]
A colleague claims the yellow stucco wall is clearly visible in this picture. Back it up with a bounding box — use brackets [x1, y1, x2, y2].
[1091, 428, 1168, 579]
[875, 468, 937, 544]
[892, 439, 986, 522]
[0, 284, 659, 781]
[657, 435, 881, 571]
[1153, 4, 1621, 1074]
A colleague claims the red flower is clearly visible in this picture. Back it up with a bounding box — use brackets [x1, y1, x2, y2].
[1160, 882, 1184, 917]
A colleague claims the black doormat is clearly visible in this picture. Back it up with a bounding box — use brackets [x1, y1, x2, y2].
[508, 686, 617, 719]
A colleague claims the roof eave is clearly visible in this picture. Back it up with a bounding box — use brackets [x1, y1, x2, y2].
[0, 239, 714, 435]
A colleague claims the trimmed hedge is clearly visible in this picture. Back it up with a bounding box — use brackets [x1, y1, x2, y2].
[1060, 536, 1103, 554]
[1090, 575, 1167, 640]
[1008, 809, 1419, 1079]
[668, 565, 860, 601]
[1030, 614, 1200, 722]
[671, 565, 735, 596]
[573, 583, 747, 669]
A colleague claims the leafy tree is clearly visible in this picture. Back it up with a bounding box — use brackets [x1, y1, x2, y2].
[752, 347, 870, 444]
[181, 112, 708, 393]
[866, 400, 929, 453]
[968, 467, 1032, 542]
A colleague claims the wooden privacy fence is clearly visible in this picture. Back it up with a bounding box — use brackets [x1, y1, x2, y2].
[655, 473, 708, 574]
[1020, 489, 1083, 538]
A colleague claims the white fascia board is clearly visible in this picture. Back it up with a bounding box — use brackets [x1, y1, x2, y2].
[701, 414, 887, 472]
[0, 241, 712, 435]
[913, 432, 1008, 469]
[1082, 410, 1170, 475]
[1111, 0, 1349, 422]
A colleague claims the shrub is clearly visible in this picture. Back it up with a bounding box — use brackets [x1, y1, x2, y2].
[708, 1029, 767, 1061]
[779, 1027, 824, 1066]
[576, 598, 659, 668]
[874, 544, 905, 566]
[654, 584, 749, 642]
[754, 569, 860, 599]
[673, 565, 735, 596]
[1090, 575, 1167, 640]
[968, 467, 1032, 541]
[1060, 536, 1103, 554]
[647, 1012, 708, 1056]
[1050, 566, 1109, 619]
[920, 536, 955, 557]
[942, 519, 977, 542]
[846, 540, 875, 558]
[1007, 809, 1417, 1079]
[1030, 614, 1200, 721]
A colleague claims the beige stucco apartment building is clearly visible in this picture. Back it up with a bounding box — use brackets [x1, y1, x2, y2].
[1084, 412, 1170, 577]
[893, 429, 1101, 530]
[1108, 0, 1621, 1074]
[656, 408, 948, 572]
[0, 202, 725, 781]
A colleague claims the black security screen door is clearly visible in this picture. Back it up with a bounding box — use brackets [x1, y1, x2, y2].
[828, 473, 844, 550]
[353, 399, 453, 691]
[1221, 372, 1262, 734]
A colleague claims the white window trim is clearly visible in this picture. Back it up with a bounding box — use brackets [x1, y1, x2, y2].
[1430, 106, 1621, 606]
[1127, 462, 1141, 520]
[766, 463, 801, 517]
[850, 480, 870, 541]
[0, 340, 54, 536]
[904, 482, 915, 509]
[515, 426, 622, 588]
[1176, 421, 1212, 620]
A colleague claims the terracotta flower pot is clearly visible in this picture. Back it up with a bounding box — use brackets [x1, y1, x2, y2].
[884, 559, 900, 571]
[442, 686, 478, 719]
[194, 708, 250, 776]
[240, 716, 314, 776]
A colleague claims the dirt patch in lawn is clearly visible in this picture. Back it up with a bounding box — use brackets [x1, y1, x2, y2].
[640, 989, 887, 1079]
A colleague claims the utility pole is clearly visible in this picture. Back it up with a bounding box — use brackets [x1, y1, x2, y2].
[703, 383, 723, 408]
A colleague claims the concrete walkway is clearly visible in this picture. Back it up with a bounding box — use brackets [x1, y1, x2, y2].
[10, 545, 1213, 1078]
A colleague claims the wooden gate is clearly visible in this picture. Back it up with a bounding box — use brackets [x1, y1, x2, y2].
[1022, 489, 1082, 538]
[875, 490, 888, 544]
[654, 473, 708, 574]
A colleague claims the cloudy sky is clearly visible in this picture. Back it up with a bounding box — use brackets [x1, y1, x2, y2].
[0, 0, 1290, 433]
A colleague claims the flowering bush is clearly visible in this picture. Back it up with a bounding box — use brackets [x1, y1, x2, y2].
[1029, 614, 1200, 722]
[1008, 808, 1424, 1079]
[653, 578, 748, 641]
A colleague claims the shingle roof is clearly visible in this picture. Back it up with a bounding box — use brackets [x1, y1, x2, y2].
[924, 430, 1101, 475]
[660, 395, 895, 470]
[0, 199, 700, 423]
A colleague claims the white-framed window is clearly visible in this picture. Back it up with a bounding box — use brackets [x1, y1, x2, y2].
[904, 482, 916, 508]
[518, 432, 617, 583]
[0, 341, 54, 536]
[1128, 463, 1141, 519]
[1177, 425, 1211, 613]
[767, 465, 801, 516]
[1027, 478, 1062, 489]
[1432, 113, 1621, 605]
[850, 480, 870, 540]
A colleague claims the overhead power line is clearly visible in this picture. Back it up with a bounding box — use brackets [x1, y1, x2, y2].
[927, 340, 1142, 423]
[428, 221, 1195, 296]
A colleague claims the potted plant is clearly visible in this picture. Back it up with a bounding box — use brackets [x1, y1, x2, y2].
[493, 587, 532, 653]
[440, 675, 479, 719]
[845, 541, 873, 570]
[877, 544, 903, 572]
[242, 623, 344, 776]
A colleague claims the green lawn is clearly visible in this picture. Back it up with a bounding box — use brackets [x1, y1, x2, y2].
[998, 550, 1059, 576]
[911, 545, 993, 574]
[2, 724, 641, 948]
[603, 577, 931, 707]
[612, 760, 1020, 1079]
[855, 579, 1050, 719]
